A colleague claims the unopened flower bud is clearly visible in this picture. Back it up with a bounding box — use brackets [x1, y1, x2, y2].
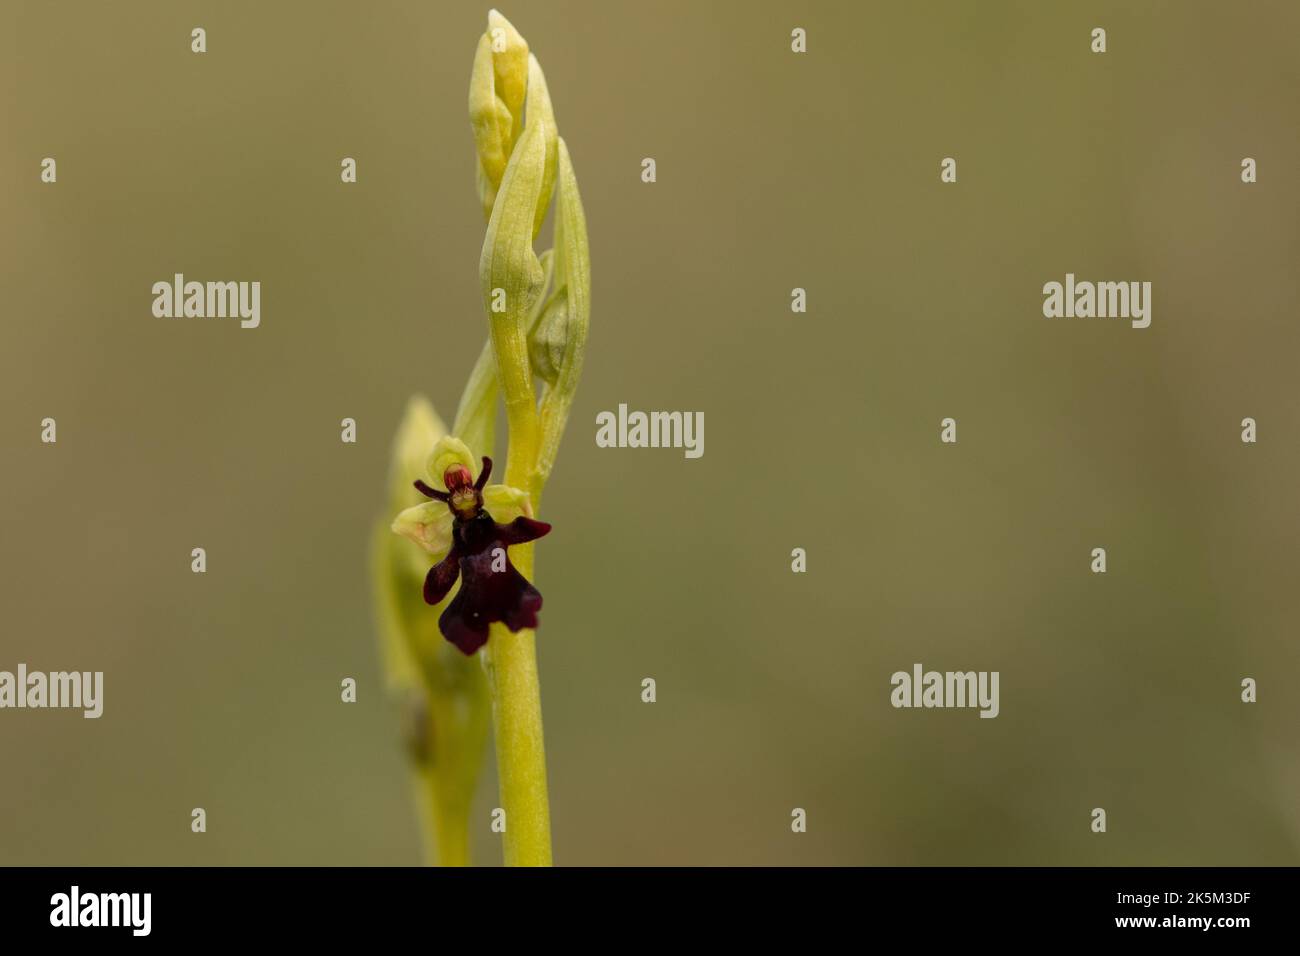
[468, 10, 530, 220]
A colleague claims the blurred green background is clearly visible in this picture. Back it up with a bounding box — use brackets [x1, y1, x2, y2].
[2, 1, 1298, 865]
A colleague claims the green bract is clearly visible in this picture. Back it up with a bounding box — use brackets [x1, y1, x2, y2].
[534, 138, 590, 484]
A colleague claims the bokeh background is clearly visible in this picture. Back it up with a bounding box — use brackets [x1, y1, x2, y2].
[2, 0, 1298, 865]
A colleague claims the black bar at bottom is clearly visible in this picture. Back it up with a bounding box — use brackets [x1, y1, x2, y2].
[0, 866, 1287, 941]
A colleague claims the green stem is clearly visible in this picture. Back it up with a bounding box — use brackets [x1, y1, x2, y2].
[483, 606, 552, 866]
[484, 242, 553, 865]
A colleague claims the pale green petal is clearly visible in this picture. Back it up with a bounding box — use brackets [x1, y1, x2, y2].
[483, 483, 533, 523]
[392, 501, 454, 560]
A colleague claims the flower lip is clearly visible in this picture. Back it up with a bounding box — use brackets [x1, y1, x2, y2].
[405, 453, 553, 655]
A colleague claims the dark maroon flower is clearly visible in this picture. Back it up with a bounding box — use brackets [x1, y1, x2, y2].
[412, 456, 551, 655]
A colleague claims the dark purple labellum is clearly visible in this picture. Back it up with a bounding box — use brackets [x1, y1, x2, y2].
[414, 456, 551, 655]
